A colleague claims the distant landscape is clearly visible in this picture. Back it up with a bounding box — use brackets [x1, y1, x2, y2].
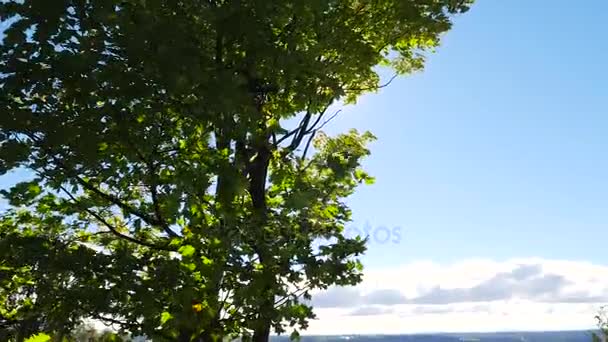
[272, 331, 598, 342]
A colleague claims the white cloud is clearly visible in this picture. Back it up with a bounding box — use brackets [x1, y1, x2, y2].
[305, 258, 608, 335]
[349, 306, 394, 316]
[311, 288, 407, 308]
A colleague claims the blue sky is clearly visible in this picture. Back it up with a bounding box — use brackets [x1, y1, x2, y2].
[303, 1, 608, 333]
[322, 0, 608, 268]
[3, 0, 608, 333]
[2, 1, 605, 266]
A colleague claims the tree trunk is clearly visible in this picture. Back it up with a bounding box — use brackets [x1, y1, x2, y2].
[248, 142, 274, 342]
[252, 323, 271, 342]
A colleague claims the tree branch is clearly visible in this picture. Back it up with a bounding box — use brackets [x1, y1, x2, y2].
[123, 131, 179, 239]
[315, 109, 341, 132]
[302, 103, 332, 135]
[275, 111, 312, 147]
[301, 129, 317, 161]
[73, 175, 166, 230]
[149, 183, 178, 238]
[273, 282, 311, 308]
[345, 73, 398, 92]
[298, 109, 341, 170]
[30, 134, 167, 233]
[58, 186, 175, 251]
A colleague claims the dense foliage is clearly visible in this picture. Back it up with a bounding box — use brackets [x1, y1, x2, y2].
[0, 0, 472, 341]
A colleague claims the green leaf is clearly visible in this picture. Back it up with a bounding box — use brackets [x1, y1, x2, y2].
[160, 311, 173, 325]
[25, 333, 51, 342]
[98, 142, 109, 151]
[178, 245, 196, 257]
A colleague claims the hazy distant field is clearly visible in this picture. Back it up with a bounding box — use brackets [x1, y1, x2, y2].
[271, 331, 597, 342]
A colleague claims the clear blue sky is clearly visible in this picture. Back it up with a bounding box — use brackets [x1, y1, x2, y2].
[322, 0, 608, 268]
[1, 1, 607, 268]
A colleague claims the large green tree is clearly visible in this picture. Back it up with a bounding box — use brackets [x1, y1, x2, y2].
[0, 0, 472, 341]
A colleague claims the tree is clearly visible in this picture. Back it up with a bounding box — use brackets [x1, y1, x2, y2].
[0, 0, 473, 341]
[593, 307, 608, 342]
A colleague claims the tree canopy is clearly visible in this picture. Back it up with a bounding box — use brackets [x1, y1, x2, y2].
[0, 0, 473, 341]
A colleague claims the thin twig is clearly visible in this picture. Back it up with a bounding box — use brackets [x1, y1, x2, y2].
[273, 282, 312, 307]
[302, 103, 331, 135]
[316, 109, 341, 131]
[346, 73, 398, 92]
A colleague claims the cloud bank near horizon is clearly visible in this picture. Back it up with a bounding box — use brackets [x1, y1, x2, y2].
[305, 258, 608, 335]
